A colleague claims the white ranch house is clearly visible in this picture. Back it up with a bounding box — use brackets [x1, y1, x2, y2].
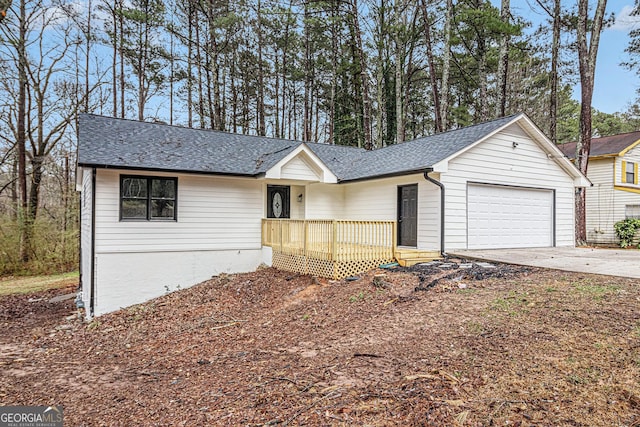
[77, 113, 589, 317]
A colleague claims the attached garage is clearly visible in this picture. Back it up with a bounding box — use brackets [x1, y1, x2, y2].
[467, 183, 554, 249]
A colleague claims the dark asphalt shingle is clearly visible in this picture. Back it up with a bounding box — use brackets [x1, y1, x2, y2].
[78, 114, 302, 176]
[78, 113, 523, 181]
[558, 131, 640, 159]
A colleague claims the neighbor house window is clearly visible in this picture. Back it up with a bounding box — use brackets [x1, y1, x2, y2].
[626, 205, 640, 219]
[624, 162, 636, 184]
[120, 176, 177, 221]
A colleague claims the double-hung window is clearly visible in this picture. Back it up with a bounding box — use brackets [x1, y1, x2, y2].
[120, 175, 177, 221]
[623, 161, 638, 185]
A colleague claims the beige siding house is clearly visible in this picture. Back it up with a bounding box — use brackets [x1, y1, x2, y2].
[559, 132, 640, 244]
[77, 113, 589, 317]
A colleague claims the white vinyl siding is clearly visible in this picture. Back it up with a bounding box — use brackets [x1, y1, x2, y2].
[79, 168, 93, 308]
[305, 183, 345, 219]
[280, 155, 321, 181]
[441, 123, 576, 250]
[341, 174, 441, 251]
[585, 158, 616, 244]
[94, 169, 263, 253]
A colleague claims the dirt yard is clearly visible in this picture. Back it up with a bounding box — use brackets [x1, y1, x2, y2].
[1, 260, 639, 426]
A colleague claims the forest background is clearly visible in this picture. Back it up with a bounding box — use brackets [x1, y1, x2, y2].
[1, 0, 640, 276]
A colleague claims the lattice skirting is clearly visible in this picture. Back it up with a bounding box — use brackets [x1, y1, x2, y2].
[272, 252, 393, 279]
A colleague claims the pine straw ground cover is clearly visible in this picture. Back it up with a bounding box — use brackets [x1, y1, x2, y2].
[1, 262, 639, 426]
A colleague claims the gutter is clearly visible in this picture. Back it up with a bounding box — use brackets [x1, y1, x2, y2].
[423, 168, 445, 256]
[90, 168, 96, 317]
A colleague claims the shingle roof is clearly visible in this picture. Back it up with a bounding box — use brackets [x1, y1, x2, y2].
[78, 114, 302, 176]
[558, 131, 640, 159]
[314, 114, 521, 182]
[78, 113, 522, 181]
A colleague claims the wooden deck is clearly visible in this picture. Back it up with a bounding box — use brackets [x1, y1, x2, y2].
[262, 219, 396, 279]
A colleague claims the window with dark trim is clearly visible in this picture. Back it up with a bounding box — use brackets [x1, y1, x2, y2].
[120, 175, 177, 221]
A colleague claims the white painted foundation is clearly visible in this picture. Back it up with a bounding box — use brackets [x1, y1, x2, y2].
[93, 249, 263, 316]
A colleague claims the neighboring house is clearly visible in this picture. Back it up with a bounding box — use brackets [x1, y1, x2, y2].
[77, 113, 589, 316]
[559, 132, 640, 244]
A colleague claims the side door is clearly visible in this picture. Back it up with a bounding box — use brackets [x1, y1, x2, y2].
[397, 184, 418, 247]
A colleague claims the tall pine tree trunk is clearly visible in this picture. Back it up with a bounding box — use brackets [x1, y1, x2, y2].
[496, 0, 510, 117]
[351, 0, 372, 150]
[256, 0, 266, 136]
[119, 1, 125, 118]
[549, 0, 560, 143]
[440, 0, 453, 130]
[575, 0, 607, 244]
[420, 0, 442, 132]
[394, 0, 405, 143]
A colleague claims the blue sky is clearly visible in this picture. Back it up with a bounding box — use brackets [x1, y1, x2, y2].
[592, 1, 639, 113]
[507, 0, 640, 114]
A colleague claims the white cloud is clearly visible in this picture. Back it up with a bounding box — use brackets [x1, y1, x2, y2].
[610, 5, 640, 31]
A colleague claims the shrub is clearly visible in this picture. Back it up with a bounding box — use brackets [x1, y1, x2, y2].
[0, 215, 78, 276]
[613, 218, 640, 248]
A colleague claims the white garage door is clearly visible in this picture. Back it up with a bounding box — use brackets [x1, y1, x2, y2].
[467, 184, 554, 249]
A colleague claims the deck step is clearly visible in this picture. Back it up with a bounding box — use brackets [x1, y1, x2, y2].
[397, 257, 441, 267]
[394, 250, 441, 260]
[394, 248, 442, 267]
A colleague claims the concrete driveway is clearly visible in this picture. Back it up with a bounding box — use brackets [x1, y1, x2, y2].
[451, 247, 640, 279]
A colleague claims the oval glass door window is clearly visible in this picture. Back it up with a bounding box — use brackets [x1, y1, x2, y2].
[272, 192, 283, 218]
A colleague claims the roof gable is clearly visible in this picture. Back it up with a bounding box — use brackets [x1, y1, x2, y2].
[265, 145, 337, 183]
[428, 114, 590, 186]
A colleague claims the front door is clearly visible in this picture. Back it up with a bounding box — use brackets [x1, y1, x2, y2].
[267, 185, 290, 218]
[398, 184, 418, 247]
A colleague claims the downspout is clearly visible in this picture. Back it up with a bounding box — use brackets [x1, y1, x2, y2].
[89, 168, 96, 317]
[423, 168, 445, 256]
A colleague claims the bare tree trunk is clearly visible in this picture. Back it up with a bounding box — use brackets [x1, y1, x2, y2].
[330, 1, 338, 145]
[274, 53, 280, 138]
[440, 0, 452, 130]
[137, 8, 147, 121]
[496, 0, 510, 117]
[187, 2, 193, 127]
[394, 0, 405, 143]
[119, 1, 125, 118]
[351, 0, 372, 150]
[303, 4, 312, 142]
[111, 1, 118, 117]
[575, 0, 607, 245]
[281, 8, 291, 139]
[256, 0, 266, 136]
[169, 12, 174, 125]
[17, 0, 29, 262]
[10, 154, 17, 221]
[476, 0, 488, 121]
[231, 51, 238, 133]
[85, 0, 92, 113]
[549, 0, 560, 143]
[195, 21, 205, 128]
[420, 0, 442, 132]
